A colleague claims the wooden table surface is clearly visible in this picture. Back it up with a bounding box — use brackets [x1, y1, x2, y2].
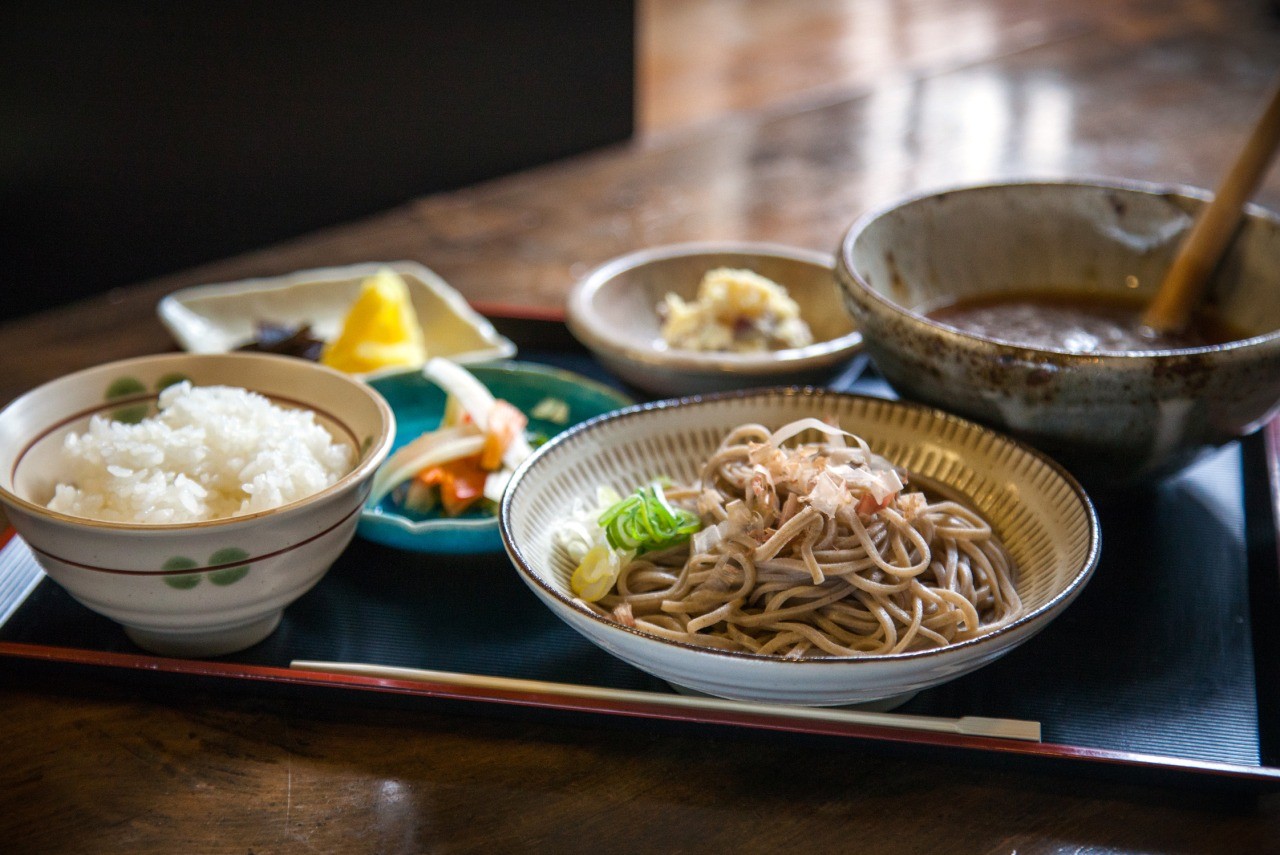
[3, 1, 1280, 851]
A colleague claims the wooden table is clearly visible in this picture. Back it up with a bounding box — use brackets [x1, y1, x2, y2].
[3, 2, 1279, 851]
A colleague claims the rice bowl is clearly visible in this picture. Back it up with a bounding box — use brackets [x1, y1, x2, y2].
[0, 352, 395, 656]
[48, 383, 354, 524]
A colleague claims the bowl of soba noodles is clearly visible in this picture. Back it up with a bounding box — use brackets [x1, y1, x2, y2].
[500, 388, 1099, 706]
[836, 178, 1280, 488]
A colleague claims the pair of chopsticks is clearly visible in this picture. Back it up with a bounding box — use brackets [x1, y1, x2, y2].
[290, 659, 1042, 742]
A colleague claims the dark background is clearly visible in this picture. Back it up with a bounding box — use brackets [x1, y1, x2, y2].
[1, 2, 636, 320]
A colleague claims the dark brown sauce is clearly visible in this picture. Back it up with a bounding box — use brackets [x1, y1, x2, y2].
[926, 291, 1252, 353]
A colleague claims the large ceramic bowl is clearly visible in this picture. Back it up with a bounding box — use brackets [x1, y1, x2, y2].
[836, 179, 1280, 488]
[566, 242, 862, 396]
[0, 352, 395, 656]
[500, 389, 1099, 706]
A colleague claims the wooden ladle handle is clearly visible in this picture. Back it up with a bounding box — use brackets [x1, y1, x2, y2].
[1142, 78, 1280, 335]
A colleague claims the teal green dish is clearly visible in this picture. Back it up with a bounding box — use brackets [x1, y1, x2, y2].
[359, 361, 632, 553]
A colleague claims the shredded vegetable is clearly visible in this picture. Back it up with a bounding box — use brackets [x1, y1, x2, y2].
[367, 427, 484, 507]
[366, 358, 535, 515]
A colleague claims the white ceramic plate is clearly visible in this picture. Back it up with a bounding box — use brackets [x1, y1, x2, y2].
[501, 389, 1100, 706]
[158, 261, 516, 372]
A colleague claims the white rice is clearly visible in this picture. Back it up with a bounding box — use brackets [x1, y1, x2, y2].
[48, 383, 354, 524]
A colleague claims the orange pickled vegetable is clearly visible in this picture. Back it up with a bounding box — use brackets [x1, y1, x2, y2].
[480, 399, 528, 470]
[414, 456, 490, 516]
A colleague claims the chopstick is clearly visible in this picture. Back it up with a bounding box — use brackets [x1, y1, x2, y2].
[289, 659, 1042, 742]
[1142, 75, 1280, 334]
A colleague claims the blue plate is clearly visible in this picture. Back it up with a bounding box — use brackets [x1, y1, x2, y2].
[358, 361, 633, 553]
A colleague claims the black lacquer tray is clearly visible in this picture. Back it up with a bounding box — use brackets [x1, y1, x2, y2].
[3, 313, 1278, 791]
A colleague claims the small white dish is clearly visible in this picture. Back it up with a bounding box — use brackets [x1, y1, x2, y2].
[158, 261, 516, 371]
[566, 242, 863, 396]
[501, 389, 1100, 706]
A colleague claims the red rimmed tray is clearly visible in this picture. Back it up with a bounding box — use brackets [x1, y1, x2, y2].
[2, 316, 1278, 790]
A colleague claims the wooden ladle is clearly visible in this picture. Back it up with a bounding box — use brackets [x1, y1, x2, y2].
[1142, 77, 1280, 336]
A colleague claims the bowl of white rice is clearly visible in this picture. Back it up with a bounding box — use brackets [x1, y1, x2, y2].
[0, 352, 395, 656]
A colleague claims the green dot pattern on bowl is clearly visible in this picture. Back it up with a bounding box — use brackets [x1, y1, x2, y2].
[105, 375, 157, 423]
[105, 376, 146, 399]
[110, 404, 151, 424]
[162, 555, 201, 590]
[105, 373, 192, 424]
[156, 372, 190, 391]
[207, 547, 251, 586]
[160, 549, 252, 589]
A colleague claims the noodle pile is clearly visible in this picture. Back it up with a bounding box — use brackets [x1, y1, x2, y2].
[573, 421, 1022, 658]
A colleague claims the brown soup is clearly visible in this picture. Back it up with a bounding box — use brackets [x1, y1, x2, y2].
[926, 291, 1252, 353]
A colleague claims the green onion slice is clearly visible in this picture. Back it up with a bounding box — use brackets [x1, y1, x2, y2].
[598, 482, 701, 554]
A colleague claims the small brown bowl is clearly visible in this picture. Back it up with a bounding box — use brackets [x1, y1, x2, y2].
[836, 179, 1280, 488]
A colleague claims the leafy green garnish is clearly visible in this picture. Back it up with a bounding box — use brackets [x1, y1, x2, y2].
[598, 482, 700, 554]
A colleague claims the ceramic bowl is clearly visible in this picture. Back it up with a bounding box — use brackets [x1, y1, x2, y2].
[566, 242, 862, 396]
[500, 389, 1099, 706]
[836, 179, 1280, 488]
[157, 260, 516, 373]
[0, 353, 395, 657]
[359, 361, 633, 553]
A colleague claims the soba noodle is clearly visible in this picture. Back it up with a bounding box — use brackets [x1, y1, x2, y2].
[565, 421, 1022, 658]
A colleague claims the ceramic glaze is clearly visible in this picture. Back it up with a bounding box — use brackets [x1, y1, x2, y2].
[358, 361, 633, 554]
[837, 180, 1280, 488]
[501, 389, 1099, 706]
[567, 242, 863, 395]
[157, 260, 517, 375]
[0, 352, 395, 656]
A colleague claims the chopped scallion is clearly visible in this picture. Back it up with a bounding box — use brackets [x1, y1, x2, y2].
[598, 483, 700, 554]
